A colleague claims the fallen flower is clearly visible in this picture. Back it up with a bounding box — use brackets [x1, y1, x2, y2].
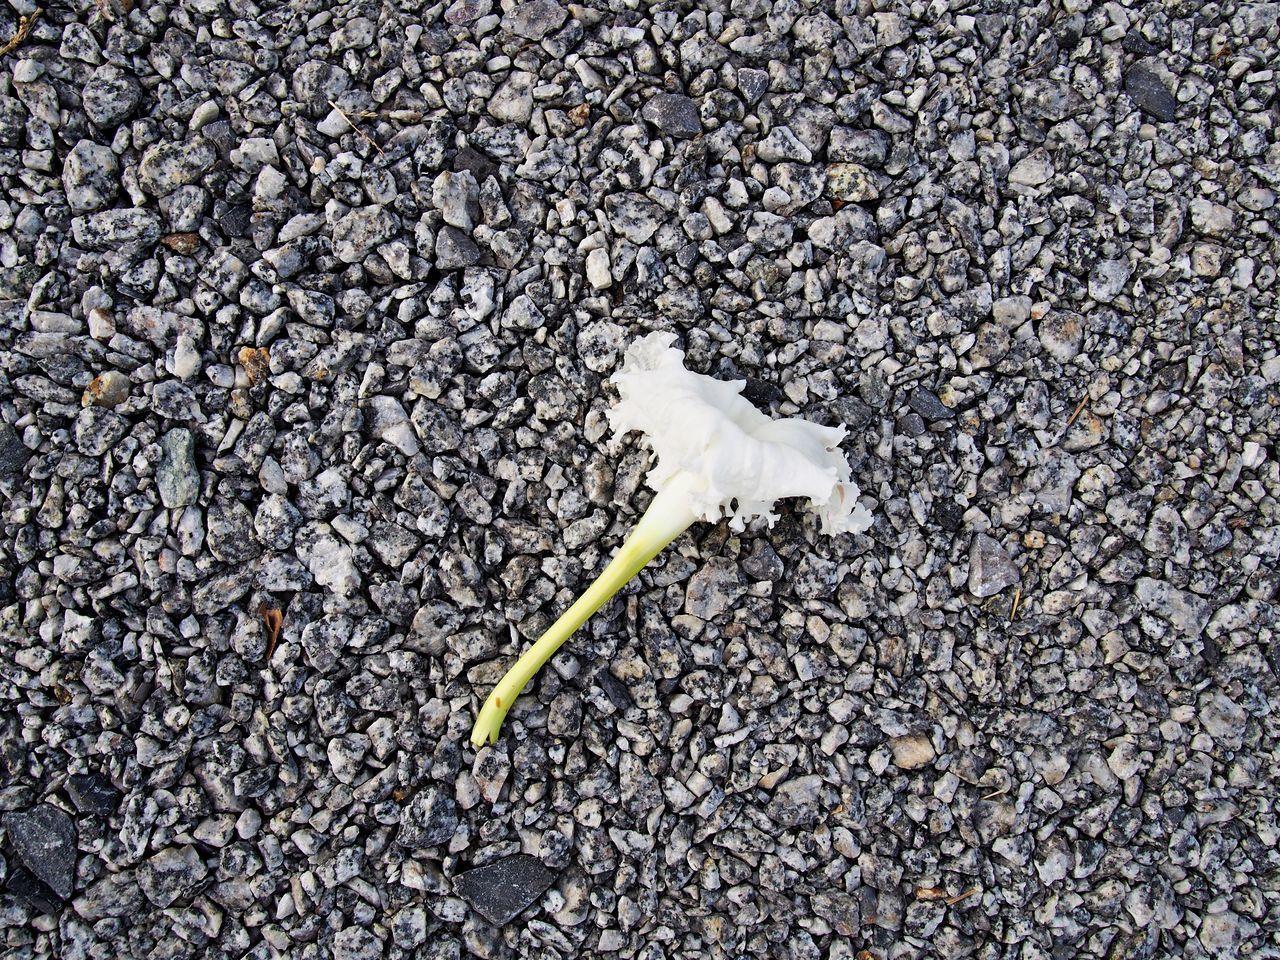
[471, 332, 872, 747]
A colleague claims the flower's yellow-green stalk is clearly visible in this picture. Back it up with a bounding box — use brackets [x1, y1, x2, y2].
[470, 473, 701, 747]
[470, 332, 873, 748]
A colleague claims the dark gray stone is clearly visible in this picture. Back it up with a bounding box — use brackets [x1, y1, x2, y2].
[3, 805, 77, 900]
[67, 772, 123, 816]
[455, 854, 557, 926]
[641, 94, 702, 139]
[1125, 63, 1178, 122]
[907, 387, 955, 421]
[0, 423, 30, 480]
[435, 225, 481, 269]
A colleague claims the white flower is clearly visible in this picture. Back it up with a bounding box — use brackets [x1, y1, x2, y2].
[608, 331, 873, 534]
[471, 331, 872, 748]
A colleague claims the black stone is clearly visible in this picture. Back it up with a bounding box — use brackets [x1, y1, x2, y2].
[455, 854, 557, 926]
[202, 120, 235, 158]
[898, 412, 926, 437]
[452, 145, 499, 183]
[1121, 31, 1159, 57]
[217, 202, 253, 238]
[0, 423, 30, 480]
[1125, 64, 1177, 122]
[640, 94, 702, 139]
[741, 376, 785, 408]
[907, 387, 955, 421]
[829, 396, 875, 430]
[67, 772, 123, 816]
[5, 865, 63, 913]
[3, 805, 77, 900]
[934, 500, 964, 532]
[596, 670, 633, 711]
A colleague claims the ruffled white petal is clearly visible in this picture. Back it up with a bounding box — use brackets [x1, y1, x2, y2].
[607, 332, 873, 535]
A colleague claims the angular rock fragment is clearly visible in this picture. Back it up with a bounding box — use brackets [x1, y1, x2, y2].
[455, 855, 557, 926]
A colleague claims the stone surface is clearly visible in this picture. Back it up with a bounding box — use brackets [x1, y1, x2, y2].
[968, 534, 1020, 598]
[3, 806, 77, 901]
[66, 773, 122, 816]
[138, 138, 217, 196]
[157, 428, 199, 508]
[333, 206, 397, 263]
[0, 3, 1276, 957]
[889, 734, 936, 770]
[454, 855, 557, 926]
[1125, 63, 1178, 122]
[396, 786, 458, 848]
[138, 846, 207, 908]
[0, 423, 30, 480]
[767, 774, 824, 828]
[640, 94, 701, 139]
[62, 140, 119, 213]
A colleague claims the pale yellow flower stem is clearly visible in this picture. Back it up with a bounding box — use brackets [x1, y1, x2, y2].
[470, 473, 701, 748]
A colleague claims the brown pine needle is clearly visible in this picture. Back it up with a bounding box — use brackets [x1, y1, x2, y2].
[1009, 586, 1022, 621]
[327, 99, 385, 157]
[946, 887, 979, 906]
[1065, 395, 1089, 428]
[0, 8, 40, 57]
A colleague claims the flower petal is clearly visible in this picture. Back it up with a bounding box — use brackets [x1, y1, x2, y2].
[608, 332, 872, 535]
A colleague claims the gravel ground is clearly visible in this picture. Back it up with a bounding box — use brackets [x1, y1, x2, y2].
[2, 0, 1279, 957]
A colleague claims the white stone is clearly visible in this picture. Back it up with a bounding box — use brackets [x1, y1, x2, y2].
[366, 395, 419, 455]
[87, 307, 115, 340]
[586, 248, 612, 289]
[1189, 197, 1234, 237]
[488, 71, 534, 124]
[461, 269, 495, 320]
[1009, 152, 1053, 186]
[299, 527, 360, 597]
[170, 335, 202, 380]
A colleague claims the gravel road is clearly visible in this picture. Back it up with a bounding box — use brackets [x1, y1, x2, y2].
[1, 1, 1278, 957]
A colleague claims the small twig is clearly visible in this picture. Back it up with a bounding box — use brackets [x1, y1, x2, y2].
[327, 99, 385, 157]
[0, 8, 41, 57]
[946, 887, 980, 906]
[1009, 586, 1022, 621]
[981, 785, 1009, 800]
[1064, 396, 1089, 428]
